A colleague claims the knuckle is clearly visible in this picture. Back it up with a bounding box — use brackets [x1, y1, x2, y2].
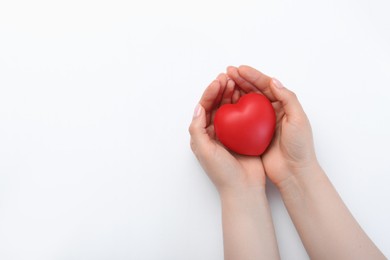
[188, 123, 196, 135]
[287, 90, 297, 99]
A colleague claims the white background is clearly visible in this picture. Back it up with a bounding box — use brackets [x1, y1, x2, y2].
[0, 0, 389, 259]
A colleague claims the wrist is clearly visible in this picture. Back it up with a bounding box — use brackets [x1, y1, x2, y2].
[219, 180, 280, 260]
[219, 185, 267, 205]
[276, 161, 325, 195]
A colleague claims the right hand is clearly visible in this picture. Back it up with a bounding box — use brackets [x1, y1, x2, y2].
[227, 65, 320, 187]
[189, 73, 267, 195]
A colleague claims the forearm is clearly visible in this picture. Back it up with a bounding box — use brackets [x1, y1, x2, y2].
[220, 187, 280, 260]
[278, 163, 385, 259]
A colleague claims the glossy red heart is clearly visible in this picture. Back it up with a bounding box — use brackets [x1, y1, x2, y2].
[214, 93, 276, 156]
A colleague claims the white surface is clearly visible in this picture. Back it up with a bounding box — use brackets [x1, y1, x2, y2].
[0, 0, 389, 259]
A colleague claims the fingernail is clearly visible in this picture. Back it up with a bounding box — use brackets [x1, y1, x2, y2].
[193, 104, 201, 118]
[272, 78, 285, 89]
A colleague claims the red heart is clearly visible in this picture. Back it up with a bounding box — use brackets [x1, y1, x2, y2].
[214, 93, 276, 156]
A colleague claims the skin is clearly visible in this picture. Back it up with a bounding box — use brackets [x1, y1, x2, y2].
[189, 65, 386, 259]
[189, 74, 280, 260]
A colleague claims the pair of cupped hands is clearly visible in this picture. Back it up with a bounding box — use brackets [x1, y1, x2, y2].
[189, 65, 319, 195]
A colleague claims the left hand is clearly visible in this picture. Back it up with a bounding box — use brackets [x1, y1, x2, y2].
[189, 73, 266, 196]
[227, 65, 318, 187]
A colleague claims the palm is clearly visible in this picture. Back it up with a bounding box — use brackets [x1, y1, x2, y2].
[207, 123, 266, 187]
[226, 65, 314, 186]
[199, 74, 266, 189]
[261, 101, 291, 184]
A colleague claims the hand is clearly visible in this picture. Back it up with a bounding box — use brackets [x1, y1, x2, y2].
[224, 66, 385, 259]
[189, 73, 281, 260]
[227, 65, 319, 187]
[189, 73, 266, 195]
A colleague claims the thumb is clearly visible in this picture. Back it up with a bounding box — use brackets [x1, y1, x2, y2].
[270, 78, 305, 118]
[189, 104, 210, 156]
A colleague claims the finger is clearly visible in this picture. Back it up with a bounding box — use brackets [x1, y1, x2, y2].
[189, 104, 210, 156]
[214, 74, 227, 106]
[216, 73, 228, 89]
[272, 101, 285, 125]
[226, 66, 258, 93]
[232, 87, 241, 103]
[199, 79, 224, 125]
[199, 80, 221, 125]
[220, 79, 235, 106]
[199, 80, 221, 112]
[269, 78, 305, 119]
[237, 65, 276, 101]
[207, 77, 234, 125]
